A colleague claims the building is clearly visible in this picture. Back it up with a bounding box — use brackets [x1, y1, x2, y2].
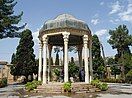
[0, 61, 14, 84]
[38, 14, 93, 84]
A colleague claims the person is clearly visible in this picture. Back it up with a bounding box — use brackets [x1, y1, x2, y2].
[79, 68, 85, 82]
[81, 68, 85, 82]
[79, 68, 82, 81]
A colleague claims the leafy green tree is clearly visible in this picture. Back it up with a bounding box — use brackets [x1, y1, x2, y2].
[106, 57, 116, 65]
[92, 35, 105, 79]
[68, 57, 79, 77]
[10, 53, 17, 77]
[111, 65, 121, 79]
[0, 0, 26, 39]
[123, 53, 132, 74]
[108, 25, 132, 58]
[108, 25, 132, 79]
[15, 29, 36, 81]
[106, 57, 120, 79]
[126, 70, 132, 83]
[71, 57, 74, 64]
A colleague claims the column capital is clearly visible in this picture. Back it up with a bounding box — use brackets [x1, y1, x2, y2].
[62, 32, 70, 42]
[42, 35, 48, 44]
[83, 34, 88, 43]
[39, 41, 43, 49]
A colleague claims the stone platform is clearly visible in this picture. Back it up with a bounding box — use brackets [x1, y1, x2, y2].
[36, 82, 96, 93]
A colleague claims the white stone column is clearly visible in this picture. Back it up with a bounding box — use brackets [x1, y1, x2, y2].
[89, 39, 93, 82]
[83, 35, 89, 83]
[42, 35, 48, 84]
[63, 32, 70, 82]
[38, 41, 43, 81]
[48, 45, 52, 82]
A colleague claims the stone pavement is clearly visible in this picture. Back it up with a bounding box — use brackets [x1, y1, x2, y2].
[97, 94, 132, 98]
[0, 83, 132, 98]
[0, 84, 24, 98]
[28, 95, 71, 98]
[108, 83, 132, 94]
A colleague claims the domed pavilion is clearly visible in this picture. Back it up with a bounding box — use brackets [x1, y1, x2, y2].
[38, 14, 93, 84]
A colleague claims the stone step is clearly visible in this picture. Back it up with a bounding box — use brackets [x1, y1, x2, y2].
[36, 83, 94, 93]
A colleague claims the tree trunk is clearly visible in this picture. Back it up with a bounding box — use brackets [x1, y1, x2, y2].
[121, 51, 125, 80]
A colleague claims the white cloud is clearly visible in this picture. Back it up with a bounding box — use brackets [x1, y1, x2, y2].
[108, 0, 132, 23]
[109, 1, 122, 15]
[95, 29, 108, 36]
[110, 19, 120, 24]
[32, 25, 43, 43]
[100, 2, 104, 5]
[91, 19, 99, 25]
[32, 30, 39, 42]
[118, 3, 132, 22]
[106, 35, 111, 40]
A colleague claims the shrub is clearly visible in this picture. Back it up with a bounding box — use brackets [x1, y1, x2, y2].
[98, 83, 108, 91]
[0, 77, 7, 88]
[101, 78, 124, 83]
[25, 80, 42, 91]
[91, 79, 100, 86]
[1, 77, 7, 86]
[25, 82, 36, 91]
[91, 79, 108, 91]
[63, 82, 71, 92]
[32, 80, 42, 85]
[126, 70, 132, 83]
[54, 68, 60, 77]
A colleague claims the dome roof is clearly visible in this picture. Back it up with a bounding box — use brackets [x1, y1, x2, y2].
[41, 14, 89, 31]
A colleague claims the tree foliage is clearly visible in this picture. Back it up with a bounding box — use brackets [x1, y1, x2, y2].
[11, 53, 16, 64]
[123, 53, 132, 74]
[92, 35, 105, 79]
[0, 0, 26, 39]
[68, 57, 79, 77]
[13, 29, 36, 80]
[126, 70, 132, 83]
[106, 57, 120, 79]
[111, 65, 121, 79]
[108, 25, 132, 79]
[106, 57, 116, 65]
[10, 53, 17, 76]
[108, 25, 132, 58]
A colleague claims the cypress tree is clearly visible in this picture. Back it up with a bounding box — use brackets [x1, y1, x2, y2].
[15, 29, 36, 81]
[92, 35, 105, 79]
[11, 53, 16, 64]
[10, 53, 17, 76]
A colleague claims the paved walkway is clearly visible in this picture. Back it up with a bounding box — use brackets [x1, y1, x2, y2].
[0, 83, 132, 98]
[0, 84, 25, 98]
[96, 83, 132, 98]
[108, 83, 132, 94]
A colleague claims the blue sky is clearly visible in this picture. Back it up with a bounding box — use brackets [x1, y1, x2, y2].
[0, 0, 132, 62]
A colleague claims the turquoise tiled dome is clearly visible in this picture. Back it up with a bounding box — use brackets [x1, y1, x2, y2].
[41, 14, 89, 31]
